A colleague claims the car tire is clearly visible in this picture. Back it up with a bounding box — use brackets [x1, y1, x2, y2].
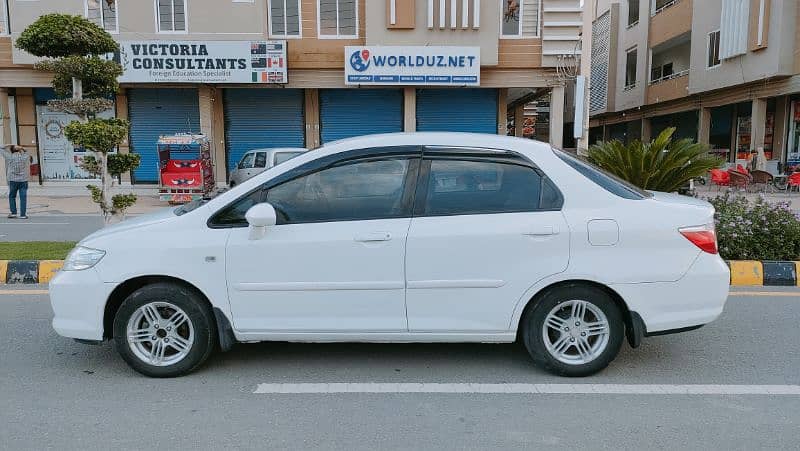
[521, 285, 624, 377]
[113, 283, 216, 378]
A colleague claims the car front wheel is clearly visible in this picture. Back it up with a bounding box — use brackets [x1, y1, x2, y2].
[113, 283, 216, 378]
[522, 285, 624, 377]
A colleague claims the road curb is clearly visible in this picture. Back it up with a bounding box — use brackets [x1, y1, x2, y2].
[0, 259, 797, 287]
[728, 260, 798, 286]
[0, 260, 63, 284]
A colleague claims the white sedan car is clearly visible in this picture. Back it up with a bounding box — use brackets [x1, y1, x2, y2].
[50, 133, 730, 378]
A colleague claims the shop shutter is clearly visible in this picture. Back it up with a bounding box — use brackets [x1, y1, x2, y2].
[416, 89, 498, 134]
[128, 88, 200, 183]
[319, 89, 403, 144]
[224, 89, 305, 173]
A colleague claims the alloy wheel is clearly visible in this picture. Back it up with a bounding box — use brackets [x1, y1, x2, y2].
[541, 300, 610, 365]
[126, 301, 195, 367]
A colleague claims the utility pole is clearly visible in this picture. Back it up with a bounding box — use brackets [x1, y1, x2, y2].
[576, 0, 595, 154]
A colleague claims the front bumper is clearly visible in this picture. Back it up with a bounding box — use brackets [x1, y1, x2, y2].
[611, 252, 730, 334]
[49, 268, 117, 341]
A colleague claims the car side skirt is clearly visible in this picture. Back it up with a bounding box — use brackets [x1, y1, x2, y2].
[232, 332, 517, 343]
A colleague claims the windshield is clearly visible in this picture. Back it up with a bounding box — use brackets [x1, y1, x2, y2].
[552, 148, 652, 200]
[238, 153, 255, 169]
[174, 190, 224, 216]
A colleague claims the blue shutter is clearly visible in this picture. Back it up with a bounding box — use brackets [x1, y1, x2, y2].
[128, 88, 200, 183]
[320, 89, 403, 144]
[34, 88, 57, 104]
[224, 89, 305, 172]
[416, 89, 498, 134]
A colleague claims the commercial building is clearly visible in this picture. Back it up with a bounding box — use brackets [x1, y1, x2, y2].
[0, 0, 582, 187]
[589, 0, 800, 173]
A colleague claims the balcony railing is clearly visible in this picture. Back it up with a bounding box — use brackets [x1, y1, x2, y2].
[646, 71, 689, 104]
[651, 0, 682, 17]
[649, 69, 690, 85]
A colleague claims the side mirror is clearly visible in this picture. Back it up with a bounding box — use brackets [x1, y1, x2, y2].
[245, 203, 277, 240]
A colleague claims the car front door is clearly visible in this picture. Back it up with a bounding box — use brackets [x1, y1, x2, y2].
[221, 148, 420, 333]
[404, 149, 570, 333]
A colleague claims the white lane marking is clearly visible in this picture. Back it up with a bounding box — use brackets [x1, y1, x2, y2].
[0, 222, 70, 225]
[0, 290, 50, 296]
[253, 383, 800, 395]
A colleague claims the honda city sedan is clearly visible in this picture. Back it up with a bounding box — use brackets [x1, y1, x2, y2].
[50, 133, 730, 378]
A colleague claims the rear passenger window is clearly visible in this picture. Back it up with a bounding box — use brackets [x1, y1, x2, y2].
[422, 159, 547, 216]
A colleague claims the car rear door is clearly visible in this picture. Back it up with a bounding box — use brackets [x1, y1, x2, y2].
[404, 147, 570, 333]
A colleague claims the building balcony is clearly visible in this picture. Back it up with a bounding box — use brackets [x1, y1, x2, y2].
[646, 70, 689, 104]
[649, 0, 692, 48]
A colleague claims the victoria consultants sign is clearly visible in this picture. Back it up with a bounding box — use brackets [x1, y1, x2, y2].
[345, 46, 480, 86]
[117, 41, 287, 84]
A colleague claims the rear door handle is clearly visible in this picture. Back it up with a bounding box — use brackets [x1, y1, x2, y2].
[524, 225, 559, 236]
[354, 232, 392, 242]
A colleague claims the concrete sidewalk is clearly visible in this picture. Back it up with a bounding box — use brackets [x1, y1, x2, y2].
[20, 195, 165, 216]
[1, 184, 165, 216]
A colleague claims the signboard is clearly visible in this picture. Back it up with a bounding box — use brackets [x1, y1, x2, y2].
[117, 40, 287, 84]
[344, 46, 480, 86]
[36, 106, 115, 181]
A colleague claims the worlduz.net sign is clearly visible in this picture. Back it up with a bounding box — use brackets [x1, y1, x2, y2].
[345, 46, 480, 86]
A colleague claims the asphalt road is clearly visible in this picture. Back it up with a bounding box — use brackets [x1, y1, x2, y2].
[1, 287, 798, 450]
[0, 215, 105, 242]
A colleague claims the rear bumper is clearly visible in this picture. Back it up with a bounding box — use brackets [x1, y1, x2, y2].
[49, 269, 116, 341]
[611, 252, 730, 334]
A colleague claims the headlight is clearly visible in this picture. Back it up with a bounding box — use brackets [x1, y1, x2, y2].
[62, 246, 106, 271]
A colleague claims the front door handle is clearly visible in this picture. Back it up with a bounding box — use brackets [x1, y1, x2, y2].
[354, 232, 392, 242]
[524, 225, 559, 236]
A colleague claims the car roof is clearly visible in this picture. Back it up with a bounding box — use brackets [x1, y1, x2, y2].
[317, 132, 551, 156]
[244, 147, 308, 154]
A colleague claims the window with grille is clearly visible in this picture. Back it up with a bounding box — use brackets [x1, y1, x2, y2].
[269, 0, 301, 37]
[86, 0, 118, 33]
[157, 0, 187, 32]
[625, 48, 637, 88]
[318, 0, 357, 38]
[708, 30, 721, 67]
[501, 0, 522, 37]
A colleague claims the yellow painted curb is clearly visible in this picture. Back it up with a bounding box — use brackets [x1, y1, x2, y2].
[38, 260, 64, 284]
[729, 260, 764, 286]
[0, 260, 7, 285]
[795, 262, 800, 287]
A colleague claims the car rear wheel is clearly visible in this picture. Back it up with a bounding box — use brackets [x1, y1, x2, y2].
[113, 283, 216, 378]
[522, 285, 624, 377]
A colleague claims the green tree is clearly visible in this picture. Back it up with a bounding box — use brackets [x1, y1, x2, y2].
[17, 14, 139, 223]
[587, 128, 723, 193]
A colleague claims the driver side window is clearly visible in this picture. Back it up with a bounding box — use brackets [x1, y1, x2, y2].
[266, 158, 412, 224]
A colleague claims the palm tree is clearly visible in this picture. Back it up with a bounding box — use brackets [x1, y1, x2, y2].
[587, 127, 723, 193]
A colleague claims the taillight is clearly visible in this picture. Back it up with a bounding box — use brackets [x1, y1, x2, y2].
[679, 224, 718, 254]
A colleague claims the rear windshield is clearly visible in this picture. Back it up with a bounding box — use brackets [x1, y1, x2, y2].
[552, 148, 651, 200]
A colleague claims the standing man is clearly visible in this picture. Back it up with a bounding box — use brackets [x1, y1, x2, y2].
[1, 144, 32, 219]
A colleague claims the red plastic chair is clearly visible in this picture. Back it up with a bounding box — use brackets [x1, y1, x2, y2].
[710, 169, 730, 190]
[788, 173, 800, 193]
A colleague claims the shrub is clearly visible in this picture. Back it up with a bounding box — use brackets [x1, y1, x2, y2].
[588, 128, 722, 193]
[37, 56, 123, 99]
[709, 193, 800, 261]
[16, 14, 118, 58]
[64, 118, 129, 154]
